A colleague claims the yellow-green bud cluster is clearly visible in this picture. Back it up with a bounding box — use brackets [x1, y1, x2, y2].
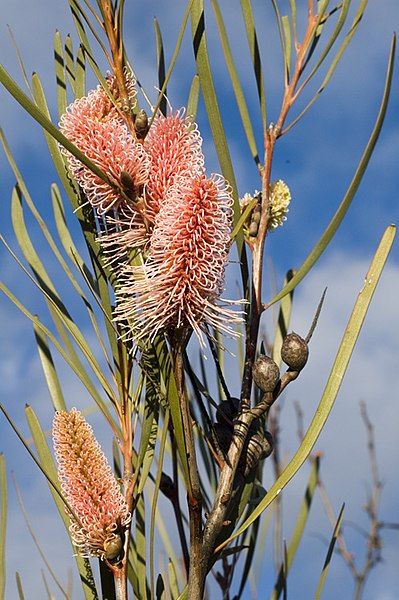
[268, 180, 290, 230]
[239, 180, 290, 238]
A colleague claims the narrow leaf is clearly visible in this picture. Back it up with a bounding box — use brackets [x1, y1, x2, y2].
[54, 31, 67, 117]
[210, 0, 260, 165]
[239, 0, 267, 127]
[0, 63, 112, 185]
[270, 457, 320, 600]
[154, 17, 167, 116]
[268, 36, 395, 307]
[33, 324, 67, 412]
[314, 503, 345, 599]
[217, 225, 396, 550]
[187, 75, 200, 119]
[191, 1, 240, 229]
[150, 0, 195, 125]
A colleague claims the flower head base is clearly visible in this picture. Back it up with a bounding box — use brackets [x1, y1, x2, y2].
[52, 409, 130, 560]
[114, 174, 240, 345]
[268, 180, 290, 229]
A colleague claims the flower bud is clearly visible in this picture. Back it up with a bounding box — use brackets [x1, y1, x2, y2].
[281, 332, 309, 371]
[252, 355, 280, 393]
[216, 397, 239, 428]
[104, 534, 124, 560]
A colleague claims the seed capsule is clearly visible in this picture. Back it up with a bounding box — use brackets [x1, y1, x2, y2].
[252, 356, 280, 393]
[281, 332, 309, 371]
[239, 431, 274, 477]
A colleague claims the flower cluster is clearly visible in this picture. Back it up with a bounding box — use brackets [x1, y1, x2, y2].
[239, 180, 290, 239]
[60, 75, 240, 344]
[52, 408, 130, 560]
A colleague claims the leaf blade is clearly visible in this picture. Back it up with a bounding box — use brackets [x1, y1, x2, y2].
[217, 224, 396, 550]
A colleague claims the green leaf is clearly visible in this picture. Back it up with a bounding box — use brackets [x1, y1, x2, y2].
[54, 31, 68, 117]
[231, 196, 258, 241]
[191, 1, 240, 229]
[281, 15, 292, 80]
[33, 324, 67, 412]
[50, 185, 99, 296]
[301, 0, 350, 85]
[64, 35, 76, 94]
[217, 224, 396, 551]
[150, 339, 190, 484]
[25, 406, 98, 600]
[15, 573, 25, 600]
[0, 280, 116, 433]
[0, 63, 111, 185]
[168, 559, 180, 600]
[191, 0, 249, 291]
[314, 503, 345, 599]
[272, 270, 295, 367]
[287, 0, 370, 132]
[150, 411, 170, 599]
[210, 0, 260, 165]
[268, 35, 395, 307]
[149, 0, 196, 126]
[239, 0, 267, 127]
[270, 457, 320, 600]
[289, 0, 297, 43]
[270, 0, 287, 79]
[134, 496, 149, 600]
[10, 186, 116, 405]
[154, 17, 167, 116]
[75, 45, 86, 99]
[67, 0, 112, 93]
[187, 75, 200, 118]
[0, 454, 7, 600]
[50, 184, 126, 399]
[137, 375, 159, 494]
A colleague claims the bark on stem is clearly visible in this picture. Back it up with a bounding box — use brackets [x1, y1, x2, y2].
[170, 331, 203, 599]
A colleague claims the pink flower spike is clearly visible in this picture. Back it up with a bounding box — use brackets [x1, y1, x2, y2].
[114, 174, 242, 345]
[144, 109, 205, 220]
[60, 76, 150, 214]
[52, 409, 130, 560]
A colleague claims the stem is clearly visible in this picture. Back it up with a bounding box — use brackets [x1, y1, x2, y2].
[193, 10, 322, 596]
[170, 330, 203, 598]
[171, 434, 190, 576]
[100, 0, 136, 135]
[113, 570, 127, 600]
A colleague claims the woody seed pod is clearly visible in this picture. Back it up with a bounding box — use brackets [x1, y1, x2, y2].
[281, 332, 309, 371]
[252, 355, 280, 393]
[239, 431, 274, 477]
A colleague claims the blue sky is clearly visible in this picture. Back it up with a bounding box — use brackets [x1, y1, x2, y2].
[0, 1, 398, 598]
